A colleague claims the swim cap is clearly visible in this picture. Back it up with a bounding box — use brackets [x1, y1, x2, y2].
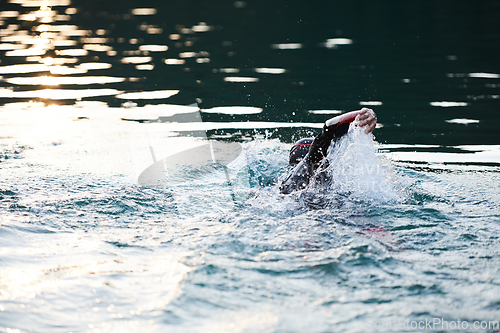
[289, 138, 313, 165]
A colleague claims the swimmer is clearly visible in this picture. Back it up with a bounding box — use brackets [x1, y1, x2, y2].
[279, 108, 377, 194]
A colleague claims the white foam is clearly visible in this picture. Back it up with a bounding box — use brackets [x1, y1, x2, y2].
[323, 125, 404, 203]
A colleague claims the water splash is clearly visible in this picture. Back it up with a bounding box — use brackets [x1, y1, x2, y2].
[229, 138, 288, 188]
[320, 124, 406, 204]
[230, 132, 407, 216]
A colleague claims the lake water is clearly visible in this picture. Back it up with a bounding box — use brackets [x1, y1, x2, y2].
[1, 1, 500, 332]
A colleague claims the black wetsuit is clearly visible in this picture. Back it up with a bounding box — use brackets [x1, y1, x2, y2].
[279, 117, 353, 194]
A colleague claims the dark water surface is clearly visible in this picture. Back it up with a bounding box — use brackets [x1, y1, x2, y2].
[1, 1, 500, 332]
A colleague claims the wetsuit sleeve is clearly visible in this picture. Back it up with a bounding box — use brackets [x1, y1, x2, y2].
[279, 111, 360, 194]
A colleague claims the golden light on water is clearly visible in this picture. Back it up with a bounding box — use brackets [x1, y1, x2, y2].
[41, 56, 54, 65]
[0, 88, 122, 99]
[5, 76, 126, 85]
[0, 1, 222, 106]
[0, 2, 122, 102]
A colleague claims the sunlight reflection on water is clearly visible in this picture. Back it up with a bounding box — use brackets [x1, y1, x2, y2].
[1, 1, 500, 332]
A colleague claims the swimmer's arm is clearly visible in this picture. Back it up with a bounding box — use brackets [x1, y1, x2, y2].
[324, 108, 377, 135]
[308, 108, 377, 165]
[278, 108, 377, 194]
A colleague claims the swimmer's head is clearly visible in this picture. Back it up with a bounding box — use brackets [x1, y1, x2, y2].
[289, 138, 313, 165]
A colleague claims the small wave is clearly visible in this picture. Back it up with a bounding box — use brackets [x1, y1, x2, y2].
[0, 143, 31, 161]
[230, 138, 289, 188]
